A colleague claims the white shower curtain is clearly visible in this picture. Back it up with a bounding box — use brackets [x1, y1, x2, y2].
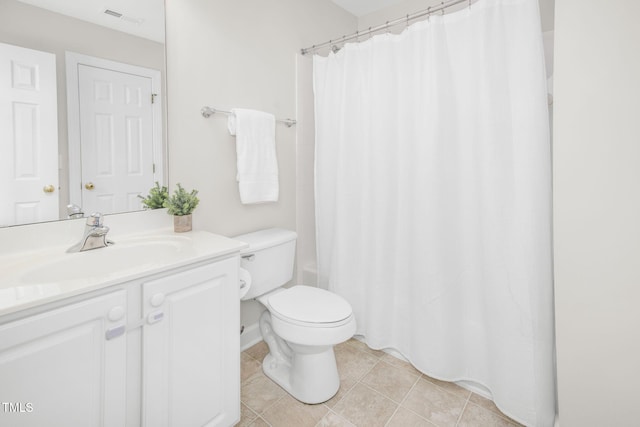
[313, 0, 554, 425]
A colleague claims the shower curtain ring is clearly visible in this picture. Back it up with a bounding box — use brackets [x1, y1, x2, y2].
[427, 7, 431, 21]
[441, 2, 445, 15]
[406, 14, 410, 28]
[386, 21, 390, 33]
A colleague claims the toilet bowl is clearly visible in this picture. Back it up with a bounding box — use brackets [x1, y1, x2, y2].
[235, 229, 356, 404]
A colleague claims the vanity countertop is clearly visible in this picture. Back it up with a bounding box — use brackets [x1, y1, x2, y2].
[0, 228, 248, 318]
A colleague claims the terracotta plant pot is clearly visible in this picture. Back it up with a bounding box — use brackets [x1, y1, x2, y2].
[173, 214, 192, 232]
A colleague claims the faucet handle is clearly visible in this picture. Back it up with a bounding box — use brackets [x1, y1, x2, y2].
[67, 204, 84, 219]
[86, 212, 103, 227]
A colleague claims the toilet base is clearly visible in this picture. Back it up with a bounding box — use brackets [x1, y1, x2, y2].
[262, 345, 340, 404]
[259, 310, 341, 404]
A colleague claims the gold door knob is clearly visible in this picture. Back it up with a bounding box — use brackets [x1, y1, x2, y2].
[85, 182, 95, 191]
[43, 185, 55, 193]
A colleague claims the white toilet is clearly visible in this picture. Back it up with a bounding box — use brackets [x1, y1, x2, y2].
[236, 228, 356, 404]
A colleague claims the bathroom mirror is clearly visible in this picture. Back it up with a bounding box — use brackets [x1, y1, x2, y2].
[0, 0, 166, 227]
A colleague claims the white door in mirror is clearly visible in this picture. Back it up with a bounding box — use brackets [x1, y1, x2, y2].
[78, 63, 155, 215]
[0, 42, 59, 227]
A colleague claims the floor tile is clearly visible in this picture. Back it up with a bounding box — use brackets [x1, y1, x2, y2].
[467, 394, 525, 426]
[457, 402, 520, 427]
[315, 410, 356, 427]
[239, 341, 520, 427]
[334, 343, 378, 382]
[324, 374, 358, 408]
[379, 353, 423, 377]
[332, 383, 398, 427]
[421, 374, 472, 400]
[401, 377, 467, 427]
[386, 407, 436, 427]
[246, 341, 270, 362]
[345, 338, 386, 358]
[237, 402, 259, 427]
[261, 394, 328, 427]
[241, 373, 286, 415]
[241, 352, 263, 385]
[361, 360, 420, 402]
[247, 417, 270, 427]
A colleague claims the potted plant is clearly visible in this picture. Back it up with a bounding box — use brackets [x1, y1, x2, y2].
[165, 183, 200, 232]
[138, 182, 169, 210]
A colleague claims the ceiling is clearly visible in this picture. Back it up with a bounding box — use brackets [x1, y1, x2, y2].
[331, 0, 407, 17]
[15, 0, 552, 45]
[16, 0, 164, 42]
[332, 0, 555, 32]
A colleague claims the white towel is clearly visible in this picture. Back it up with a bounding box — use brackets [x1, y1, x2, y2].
[228, 108, 279, 204]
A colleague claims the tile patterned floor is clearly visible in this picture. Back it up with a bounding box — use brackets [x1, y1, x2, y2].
[238, 339, 523, 427]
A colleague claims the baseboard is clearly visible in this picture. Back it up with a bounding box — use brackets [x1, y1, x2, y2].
[240, 322, 262, 351]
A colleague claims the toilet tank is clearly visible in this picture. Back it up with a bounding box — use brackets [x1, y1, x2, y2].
[234, 228, 297, 300]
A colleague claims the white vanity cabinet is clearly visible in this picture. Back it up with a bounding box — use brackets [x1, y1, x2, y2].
[0, 289, 128, 427]
[142, 257, 240, 427]
[0, 250, 241, 427]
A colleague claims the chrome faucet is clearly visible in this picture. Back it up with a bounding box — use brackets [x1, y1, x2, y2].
[66, 203, 84, 219]
[67, 212, 112, 252]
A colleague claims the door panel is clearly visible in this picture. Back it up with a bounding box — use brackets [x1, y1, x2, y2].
[142, 259, 240, 427]
[0, 42, 59, 226]
[0, 290, 127, 427]
[78, 64, 154, 215]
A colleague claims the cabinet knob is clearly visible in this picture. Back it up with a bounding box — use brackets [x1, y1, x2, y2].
[85, 182, 95, 190]
[43, 184, 55, 193]
[150, 293, 165, 307]
[108, 306, 125, 321]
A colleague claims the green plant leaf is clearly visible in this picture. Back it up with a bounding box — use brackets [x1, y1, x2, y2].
[138, 182, 169, 210]
[165, 183, 200, 216]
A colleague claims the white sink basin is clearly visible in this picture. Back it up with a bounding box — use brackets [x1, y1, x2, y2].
[21, 235, 192, 284]
[0, 229, 248, 316]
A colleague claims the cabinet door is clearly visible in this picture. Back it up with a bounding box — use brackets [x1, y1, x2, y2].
[142, 258, 240, 427]
[0, 290, 127, 427]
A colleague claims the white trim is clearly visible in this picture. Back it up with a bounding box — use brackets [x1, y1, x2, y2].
[65, 51, 164, 209]
[240, 323, 263, 351]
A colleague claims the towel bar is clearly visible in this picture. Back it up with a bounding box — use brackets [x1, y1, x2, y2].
[201, 106, 296, 128]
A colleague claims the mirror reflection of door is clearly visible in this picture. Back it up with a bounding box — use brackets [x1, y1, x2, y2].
[67, 52, 162, 216]
[0, 42, 59, 226]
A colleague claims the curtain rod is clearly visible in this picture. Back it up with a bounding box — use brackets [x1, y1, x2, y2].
[301, 0, 471, 56]
[200, 106, 297, 128]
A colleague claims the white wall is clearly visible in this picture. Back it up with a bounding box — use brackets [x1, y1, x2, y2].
[553, 1, 640, 425]
[295, 55, 318, 286]
[165, 0, 356, 338]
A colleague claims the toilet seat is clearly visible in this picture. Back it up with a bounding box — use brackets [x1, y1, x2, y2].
[267, 285, 353, 328]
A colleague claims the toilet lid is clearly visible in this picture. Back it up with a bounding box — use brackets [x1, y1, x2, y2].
[268, 286, 352, 324]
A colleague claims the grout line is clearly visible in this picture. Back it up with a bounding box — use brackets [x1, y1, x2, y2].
[381, 370, 421, 427]
[356, 356, 380, 381]
[383, 407, 400, 427]
[464, 400, 523, 427]
[317, 408, 356, 427]
[393, 376, 438, 426]
[454, 393, 472, 427]
[241, 401, 260, 424]
[256, 415, 272, 426]
[257, 393, 286, 417]
[327, 374, 359, 410]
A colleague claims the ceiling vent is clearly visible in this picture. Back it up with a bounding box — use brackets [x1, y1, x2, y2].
[102, 8, 143, 25]
[103, 9, 122, 18]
